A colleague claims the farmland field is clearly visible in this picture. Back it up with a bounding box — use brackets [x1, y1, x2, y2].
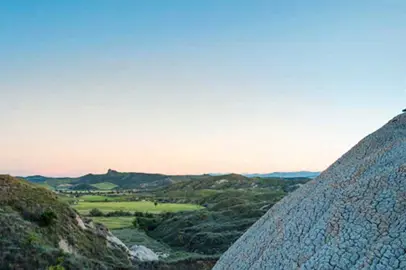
[90, 182, 118, 190]
[79, 195, 113, 202]
[74, 201, 203, 215]
[91, 216, 134, 229]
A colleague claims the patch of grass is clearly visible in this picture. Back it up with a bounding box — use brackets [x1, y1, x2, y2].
[79, 195, 112, 202]
[57, 194, 76, 205]
[77, 194, 133, 202]
[91, 217, 135, 229]
[90, 182, 118, 190]
[74, 201, 203, 215]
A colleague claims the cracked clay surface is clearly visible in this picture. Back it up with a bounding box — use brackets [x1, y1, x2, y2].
[214, 114, 406, 270]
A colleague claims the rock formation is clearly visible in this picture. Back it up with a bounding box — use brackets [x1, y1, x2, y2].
[214, 113, 406, 269]
[130, 245, 160, 262]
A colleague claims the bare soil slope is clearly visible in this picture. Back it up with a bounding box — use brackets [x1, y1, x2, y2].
[214, 114, 406, 270]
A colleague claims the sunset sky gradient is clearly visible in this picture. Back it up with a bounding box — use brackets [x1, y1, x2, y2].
[1, 0, 405, 176]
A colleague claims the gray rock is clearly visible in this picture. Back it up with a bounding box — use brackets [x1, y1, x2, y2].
[214, 113, 406, 270]
[130, 244, 159, 262]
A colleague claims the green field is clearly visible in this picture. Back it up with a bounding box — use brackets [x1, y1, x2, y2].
[91, 217, 134, 229]
[79, 195, 132, 202]
[90, 182, 118, 190]
[74, 201, 203, 215]
[79, 195, 112, 202]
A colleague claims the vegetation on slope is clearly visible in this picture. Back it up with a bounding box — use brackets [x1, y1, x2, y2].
[106, 176, 310, 260]
[70, 183, 99, 191]
[0, 175, 133, 269]
[22, 170, 179, 190]
[90, 182, 118, 190]
[146, 189, 283, 255]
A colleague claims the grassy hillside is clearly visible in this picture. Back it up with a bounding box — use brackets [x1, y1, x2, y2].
[157, 173, 308, 193]
[146, 189, 283, 255]
[0, 175, 133, 269]
[70, 183, 99, 191]
[21, 170, 188, 190]
[108, 176, 310, 259]
[91, 182, 118, 190]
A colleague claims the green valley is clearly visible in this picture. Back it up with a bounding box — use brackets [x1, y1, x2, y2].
[27, 170, 311, 267]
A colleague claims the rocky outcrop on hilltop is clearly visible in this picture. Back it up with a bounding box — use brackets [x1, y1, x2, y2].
[214, 114, 406, 270]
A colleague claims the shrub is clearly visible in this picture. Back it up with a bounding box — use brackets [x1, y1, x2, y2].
[137, 217, 162, 231]
[48, 266, 65, 270]
[22, 209, 41, 222]
[132, 218, 138, 228]
[48, 256, 65, 270]
[134, 211, 144, 217]
[161, 212, 175, 219]
[144, 212, 154, 218]
[25, 232, 39, 246]
[39, 209, 57, 226]
[89, 208, 104, 217]
[105, 210, 132, 217]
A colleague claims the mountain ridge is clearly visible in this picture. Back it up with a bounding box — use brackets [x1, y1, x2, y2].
[18, 170, 318, 190]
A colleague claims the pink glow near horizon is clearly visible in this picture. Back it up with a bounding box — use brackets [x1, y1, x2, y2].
[2, 1, 405, 176]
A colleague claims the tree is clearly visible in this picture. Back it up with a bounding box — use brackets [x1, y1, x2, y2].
[89, 208, 104, 217]
[154, 201, 158, 207]
[132, 218, 138, 228]
[39, 209, 57, 226]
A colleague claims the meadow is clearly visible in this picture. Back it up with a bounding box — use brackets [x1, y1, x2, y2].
[74, 201, 203, 215]
[91, 216, 135, 229]
[79, 195, 118, 201]
[90, 182, 118, 190]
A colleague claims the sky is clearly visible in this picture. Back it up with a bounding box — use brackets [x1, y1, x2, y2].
[1, 0, 406, 176]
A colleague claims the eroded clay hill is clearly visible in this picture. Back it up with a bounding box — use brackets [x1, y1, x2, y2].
[214, 114, 406, 270]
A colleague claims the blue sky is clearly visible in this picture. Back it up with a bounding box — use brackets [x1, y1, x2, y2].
[1, 1, 405, 176]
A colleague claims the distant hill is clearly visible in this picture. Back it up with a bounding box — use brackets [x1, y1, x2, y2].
[19, 169, 183, 190]
[20, 170, 316, 190]
[22, 175, 50, 183]
[70, 183, 99, 191]
[244, 171, 320, 179]
[160, 173, 310, 192]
